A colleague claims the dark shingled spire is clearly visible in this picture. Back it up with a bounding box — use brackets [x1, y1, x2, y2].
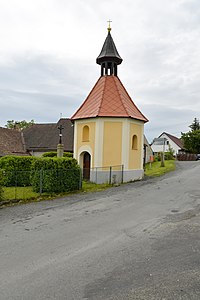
[96, 28, 122, 76]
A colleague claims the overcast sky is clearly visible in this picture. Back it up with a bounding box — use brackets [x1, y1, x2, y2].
[0, 0, 200, 142]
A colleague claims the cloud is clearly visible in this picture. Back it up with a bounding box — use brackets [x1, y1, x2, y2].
[143, 104, 197, 142]
[0, 0, 199, 142]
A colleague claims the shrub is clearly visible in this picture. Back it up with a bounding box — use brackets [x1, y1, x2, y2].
[0, 170, 4, 201]
[0, 156, 36, 187]
[154, 153, 161, 162]
[31, 157, 81, 193]
[153, 151, 174, 162]
[42, 152, 73, 158]
[164, 152, 174, 160]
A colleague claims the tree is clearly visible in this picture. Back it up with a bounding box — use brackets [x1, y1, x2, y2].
[181, 118, 200, 154]
[189, 117, 200, 131]
[5, 119, 35, 130]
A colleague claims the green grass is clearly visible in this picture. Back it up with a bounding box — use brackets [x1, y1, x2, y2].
[1, 181, 111, 205]
[3, 186, 39, 201]
[82, 181, 110, 192]
[145, 160, 176, 177]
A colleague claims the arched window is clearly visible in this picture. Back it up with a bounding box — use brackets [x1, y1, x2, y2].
[132, 135, 138, 150]
[82, 125, 89, 142]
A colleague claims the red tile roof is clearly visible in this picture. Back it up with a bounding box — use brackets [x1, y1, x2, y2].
[159, 132, 184, 149]
[23, 119, 74, 152]
[71, 75, 148, 122]
[0, 127, 28, 156]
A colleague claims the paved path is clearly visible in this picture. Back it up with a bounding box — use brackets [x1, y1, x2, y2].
[0, 161, 200, 299]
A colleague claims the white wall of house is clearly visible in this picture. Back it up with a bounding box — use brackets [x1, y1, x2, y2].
[151, 133, 181, 154]
[151, 144, 169, 153]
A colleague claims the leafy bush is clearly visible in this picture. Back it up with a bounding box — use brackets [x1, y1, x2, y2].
[0, 156, 36, 186]
[0, 170, 4, 201]
[42, 152, 73, 158]
[153, 151, 174, 162]
[31, 157, 81, 193]
[164, 152, 174, 160]
[154, 153, 161, 162]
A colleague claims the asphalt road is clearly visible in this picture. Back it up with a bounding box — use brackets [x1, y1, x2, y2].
[0, 161, 200, 300]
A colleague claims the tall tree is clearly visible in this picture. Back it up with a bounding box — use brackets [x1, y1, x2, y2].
[181, 131, 200, 153]
[5, 119, 35, 130]
[181, 118, 200, 153]
[189, 117, 200, 131]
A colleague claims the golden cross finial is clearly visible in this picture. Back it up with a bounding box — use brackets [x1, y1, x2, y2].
[107, 19, 112, 32]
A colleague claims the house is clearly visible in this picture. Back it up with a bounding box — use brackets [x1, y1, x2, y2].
[71, 25, 148, 183]
[0, 118, 73, 158]
[0, 127, 28, 157]
[23, 118, 74, 156]
[151, 132, 184, 155]
[144, 135, 153, 164]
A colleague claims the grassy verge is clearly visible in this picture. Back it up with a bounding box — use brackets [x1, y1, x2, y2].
[82, 181, 110, 193]
[145, 160, 176, 177]
[0, 181, 111, 206]
[3, 186, 39, 201]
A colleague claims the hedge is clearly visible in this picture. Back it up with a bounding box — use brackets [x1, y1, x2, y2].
[31, 157, 81, 193]
[42, 152, 73, 158]
[0, 170, 4, 201]
[0, 156, 36, 187]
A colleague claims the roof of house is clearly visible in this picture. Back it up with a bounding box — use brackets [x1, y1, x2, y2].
[23, 118, 74, 152]
[159, 132, 183, 149]
[144, 135, 150, 146]
[0, 127, 27, 156]
[71, 75, 148, 122]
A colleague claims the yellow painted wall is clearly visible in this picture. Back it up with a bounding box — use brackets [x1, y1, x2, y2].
[129, 123, 143, 169]
[103, 122, 122, 167]
[76, 122, 96, 167]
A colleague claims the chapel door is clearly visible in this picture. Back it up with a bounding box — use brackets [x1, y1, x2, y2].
[83, 152, 91, 180]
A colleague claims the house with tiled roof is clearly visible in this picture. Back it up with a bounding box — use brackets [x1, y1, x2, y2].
[151, 132, 184, 155]
[0, 127, 28, 157]
[23, 118, 74, 156]
[71, 25, 148, 183]
[144, 135, 153, 163]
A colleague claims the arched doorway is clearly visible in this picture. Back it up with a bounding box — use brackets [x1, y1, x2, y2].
[83, 152, 91, 180]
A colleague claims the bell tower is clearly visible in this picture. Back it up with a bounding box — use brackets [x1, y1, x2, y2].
[96, 22, 122, 76]
[71, 25, 148, 183]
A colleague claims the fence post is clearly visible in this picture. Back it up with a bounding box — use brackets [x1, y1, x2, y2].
[121, 164, 124, 184]
[15, 170, 17, 200]
[39, 169, 43, 195]
[109, 166, 112, 185]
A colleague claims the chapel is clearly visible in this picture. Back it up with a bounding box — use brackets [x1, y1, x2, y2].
[71, 24, 148, 183]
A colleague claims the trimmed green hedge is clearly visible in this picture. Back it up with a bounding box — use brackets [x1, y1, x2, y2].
[31, 157, 81, 193]
[0, 170, 4, 201]
[42, 152, 73, 158]
[0, 156, 36, 186]
[0, 156, 81, 194]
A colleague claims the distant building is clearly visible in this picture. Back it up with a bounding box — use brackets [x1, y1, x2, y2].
[0, 127, 27, 157]
[144, 135, 153, 163]
[23, 118, 74, 156]
[151, 132, 184, 155]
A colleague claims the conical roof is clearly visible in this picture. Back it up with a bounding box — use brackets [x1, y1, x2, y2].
[71, 76, 148, 122]
[96, 31, 122, 65]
